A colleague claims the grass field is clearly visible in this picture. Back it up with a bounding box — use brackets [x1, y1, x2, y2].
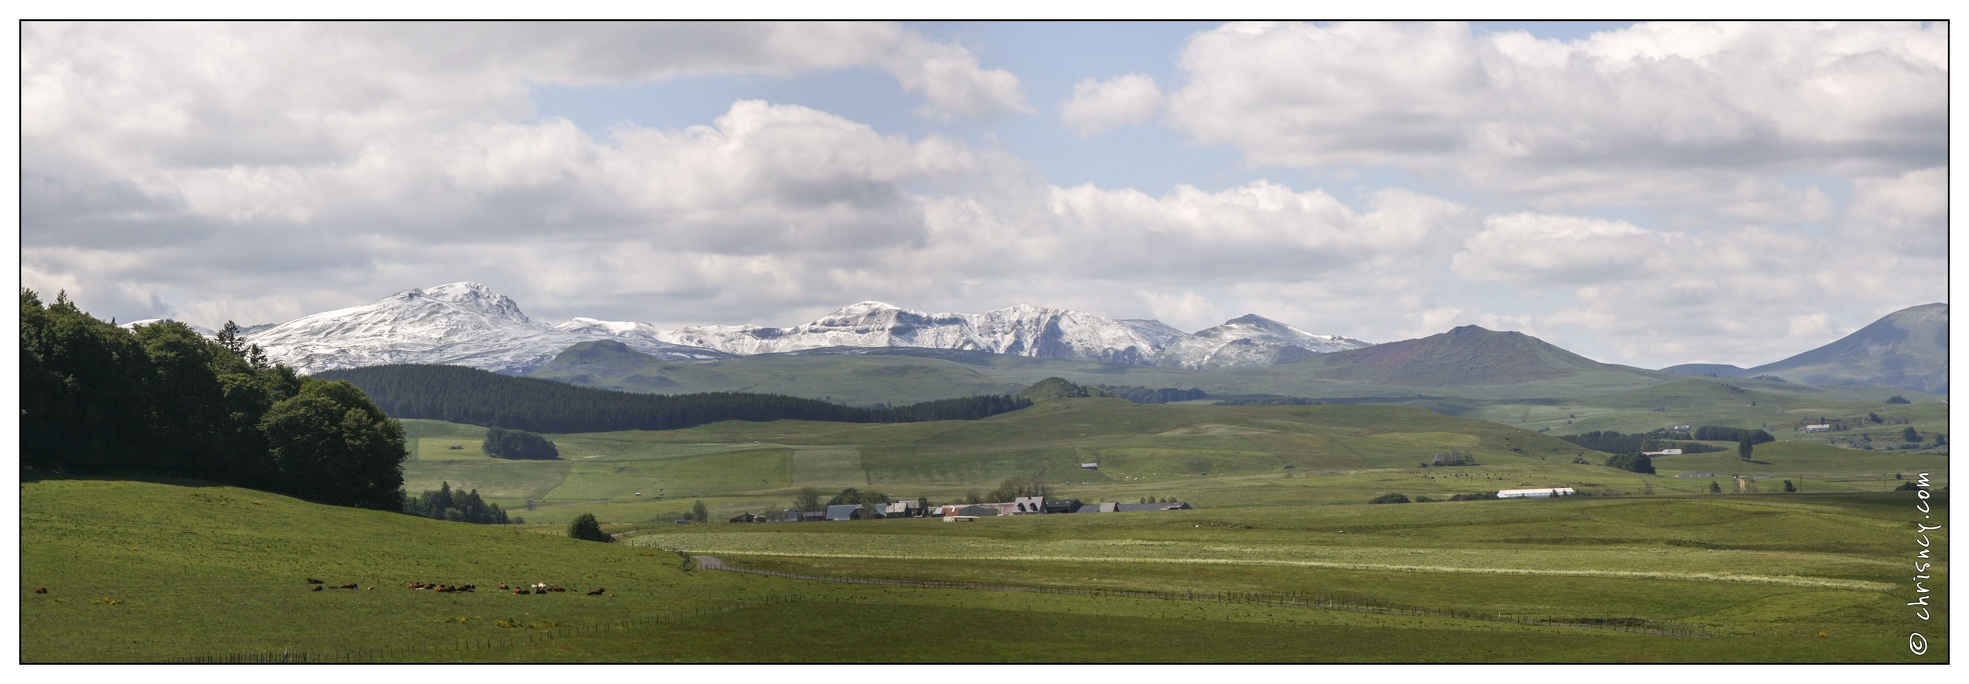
[400, 397, 1946, 526]
[21, 477, 1946, 663]
[26, 383, 1950, 662]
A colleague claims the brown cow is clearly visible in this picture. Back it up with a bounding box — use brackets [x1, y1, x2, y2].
[310, 585, 323, 592]
[548, 586, 566, 593]
[498, 583, 509, 590]
[33, 588, 48, 594]
[337, 583, 358, 590]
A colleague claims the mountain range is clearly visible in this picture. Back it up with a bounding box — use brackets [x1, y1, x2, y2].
[243, 282, 1368, 375]
[220, 282, 1945, 395]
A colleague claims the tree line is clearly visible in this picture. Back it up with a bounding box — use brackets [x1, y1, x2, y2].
[483, 427, 559, 460]
[315, 364, 1031, 433]
[1690, 426, 1776, 444]
[403, 481, 512, 524]
[20, 290, 405, 510]
[1097, 385, 1208, 404]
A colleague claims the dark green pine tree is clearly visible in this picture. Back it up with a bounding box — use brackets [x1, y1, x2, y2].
[568, 513, 612, 542]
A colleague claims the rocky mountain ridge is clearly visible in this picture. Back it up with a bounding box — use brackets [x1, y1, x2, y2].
[243, 282, 1368, 375]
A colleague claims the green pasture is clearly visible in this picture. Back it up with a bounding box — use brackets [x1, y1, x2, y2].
[401, 395, 1943, 526]
[22, 478, 1946, 662]
[617, 493, 1946, 660]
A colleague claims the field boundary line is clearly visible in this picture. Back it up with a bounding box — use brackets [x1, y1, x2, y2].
[664, 548, 1889, 591]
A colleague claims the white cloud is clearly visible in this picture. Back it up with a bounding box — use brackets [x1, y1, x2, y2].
[882, 34, 1032, 120]
[1138, 291, 1224, 332]
[17, 21, 1944, 374]
[1167, 21, 1946, 211]
[1452, 213, 1686, 286]
[1060, 73, 1164, 136]
[1842, 167, 1947, 254]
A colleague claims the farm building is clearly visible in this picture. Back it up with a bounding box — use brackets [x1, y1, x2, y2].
[1642, 449, 1683, 456]
[1805, 424, 1832, 432]
[824, 504, 864, 521]
[1081, 462, 1099, 469]
[1496, 487, 1576, 499]
[911, 498, 1190, 519]
[875, 501, 925, 518]
[727, 513, 766, 523]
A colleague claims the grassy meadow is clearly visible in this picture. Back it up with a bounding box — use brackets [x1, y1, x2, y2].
[21, 477, 1945, 662]
[25, 393, 1950, 662]
[400, 397, 1946, 526]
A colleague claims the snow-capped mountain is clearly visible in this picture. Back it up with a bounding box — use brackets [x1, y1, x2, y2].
[566, 303, 1367, 368]
[563, 301, 1172, 364]
[243, 282, 1367, 375]
[247, 283, 724, 375]
[1155, 314, 1371, 370]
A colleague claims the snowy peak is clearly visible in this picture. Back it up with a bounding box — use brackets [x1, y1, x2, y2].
[414, 282, 530, 322]
[1151, 314, 1372, 370]
[247, 283, 722, 375]
[586, 302, 1362, 368]
[238, 283, 1368, 375]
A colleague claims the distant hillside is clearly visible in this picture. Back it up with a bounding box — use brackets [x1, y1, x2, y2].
[315, 364, 1029, 433]
[528, 340, 1029, 406]
[1752, 303, 1947, 393]
[1664, 303, 1947, 393]
[1660, 363, 1751, 378]
[1294, 326, 1649, 386]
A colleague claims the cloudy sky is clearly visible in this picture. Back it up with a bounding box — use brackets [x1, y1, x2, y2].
[19, 21, 1949, 369]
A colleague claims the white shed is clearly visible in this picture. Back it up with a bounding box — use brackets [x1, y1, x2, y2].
[1497, 487, 1577, 499]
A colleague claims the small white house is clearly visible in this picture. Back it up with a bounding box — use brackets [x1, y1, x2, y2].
[1497, 487, 1577, 499]
[1080, 462, 1099, 470]
[1642, 449, 1683, 456]
[1012, 495, 1046, 514]
[1805, 424, 1832, 433]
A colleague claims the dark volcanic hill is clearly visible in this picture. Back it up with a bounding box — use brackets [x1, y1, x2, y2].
[1750, 303, 1945, 393]
[1664, 303, 1947, 393]
[1295, 325, 1638, 386]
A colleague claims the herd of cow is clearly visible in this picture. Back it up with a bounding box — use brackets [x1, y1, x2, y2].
[303, 577, 609, 596]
